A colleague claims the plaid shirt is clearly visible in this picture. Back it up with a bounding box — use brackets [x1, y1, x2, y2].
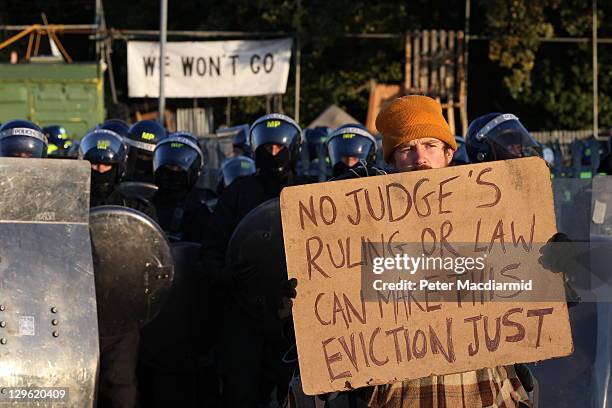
[367, 366, 531, 408]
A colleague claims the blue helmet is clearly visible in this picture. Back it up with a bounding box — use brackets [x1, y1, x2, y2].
[326, 124, 377, 176]
[466, 113, 542, 162]
[0, 119, 48, 158]
[451, 136, 470, 165]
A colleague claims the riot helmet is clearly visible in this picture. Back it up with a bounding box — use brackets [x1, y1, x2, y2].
[326, 124, 377, 176]
[43, 125, 73, 158]
[153, 132, 204, 193]
[451, 135, 470, 165]
[466, 113, 542, 162]
[0, 119, 48, 158]
[125, 120, 167, 182]
[249, 113, 302, 177]
[304, 127, 330, 161]
[99, 119, 130, 139]
[79, 128, 127, 199]
[220, 155, 256, 187]
[231, 125, 252, 157]
[542, 146, 555, 167]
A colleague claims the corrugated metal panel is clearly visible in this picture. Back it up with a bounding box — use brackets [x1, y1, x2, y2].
[176, 107, 214, 136]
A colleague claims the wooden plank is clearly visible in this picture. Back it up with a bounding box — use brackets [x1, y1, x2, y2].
[448, 31, 456, 99]
[447, 100, 456, 135]
[420, 30, 429, 92]
[413, 32, 421, 93]
[439, 30, 448, 97]
[404, 32, 412, 91]
[457, 31, 468, 135]
[430, 30, 439, 92]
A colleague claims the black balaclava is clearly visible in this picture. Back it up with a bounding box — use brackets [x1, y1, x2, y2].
[332, 160, 360, 177]
[91, 166, 118, 201]
[255, 146, 291, 179]
[156, 167, 190, 202]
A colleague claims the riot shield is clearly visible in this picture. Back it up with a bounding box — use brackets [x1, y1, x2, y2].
[116, 181, 158, 201]
[589, 176, 612, 408]
[529, 177, 603, 407]
[0, 158, 97, 407]
[139, 241, 203, 371]
[89, 206, 173, 338]
[225, 198, 287, 322]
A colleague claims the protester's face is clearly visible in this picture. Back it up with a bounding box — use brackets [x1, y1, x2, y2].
[91, 163, 113, 173]
[392, 137, 454, 172]
[341, 156, 360, 167]
[264, 143, 285, 156]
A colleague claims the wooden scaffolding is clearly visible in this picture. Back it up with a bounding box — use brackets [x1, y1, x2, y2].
[366, 30, 468, 136]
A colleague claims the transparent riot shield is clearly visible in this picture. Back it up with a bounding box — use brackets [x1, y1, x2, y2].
[589, 175, 612, 408]
[530, 176, 609, 407]
[89, 206, 174, 339]
[0, 158, 97, 407]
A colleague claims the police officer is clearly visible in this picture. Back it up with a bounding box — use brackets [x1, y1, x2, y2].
[200, 112, 305, 408]
[202, 113, 304, 286]
[43, 125, 73, 158]
[99, 119, 130, 139]
[80, 128, 158, 408]
[451, 135, 470, 165]
[0, 119, 48, 158]
[465, 113, 542, 162]
[217, 155, 256, 196]
[138, 132, 217, 407]
[79, 128, 156, 218]
[151, 131, 210, 243]
[326, 124, 380, 178]
[123, 120, 167, 183]
[301, 127, 330, 180]
[231, 125, 253, 158]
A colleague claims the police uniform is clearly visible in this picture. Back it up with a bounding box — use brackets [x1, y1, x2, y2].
[81, 128, 156, 408]
[200, 114, 307, 407]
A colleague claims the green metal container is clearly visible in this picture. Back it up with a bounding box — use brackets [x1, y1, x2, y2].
[0, 63, 105, 139]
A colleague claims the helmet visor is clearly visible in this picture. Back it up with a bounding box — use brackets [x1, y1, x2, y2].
[486, 121, 542, 160]
[221, 157, 256, 186]
[79, 130, 125, 164]
[0, 136, 46, 158]
[153, 140, 201, 173]
[327, 134, 375, 166]
[250, 120, 301, 152]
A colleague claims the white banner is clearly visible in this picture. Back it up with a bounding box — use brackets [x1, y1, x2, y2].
[127, 39, 292, 98]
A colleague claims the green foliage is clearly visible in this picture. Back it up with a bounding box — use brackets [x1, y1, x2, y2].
[484, 0, 611, 130]
[2, 0, 609, 130]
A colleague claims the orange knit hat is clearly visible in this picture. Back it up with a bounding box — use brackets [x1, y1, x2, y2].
[376, 95, 456, 163]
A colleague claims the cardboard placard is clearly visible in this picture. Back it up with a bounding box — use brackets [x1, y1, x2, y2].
[280, 157, 573, 395]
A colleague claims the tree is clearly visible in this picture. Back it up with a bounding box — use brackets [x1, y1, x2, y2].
[483, 0, 611, 130]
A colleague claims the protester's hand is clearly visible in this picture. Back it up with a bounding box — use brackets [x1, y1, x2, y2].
[278, 278, 298, 319]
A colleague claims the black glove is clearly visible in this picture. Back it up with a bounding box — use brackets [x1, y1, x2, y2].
[278, 278, 298, 319]
[539, 232, 581, 307]
[539, 232, 574, 273]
